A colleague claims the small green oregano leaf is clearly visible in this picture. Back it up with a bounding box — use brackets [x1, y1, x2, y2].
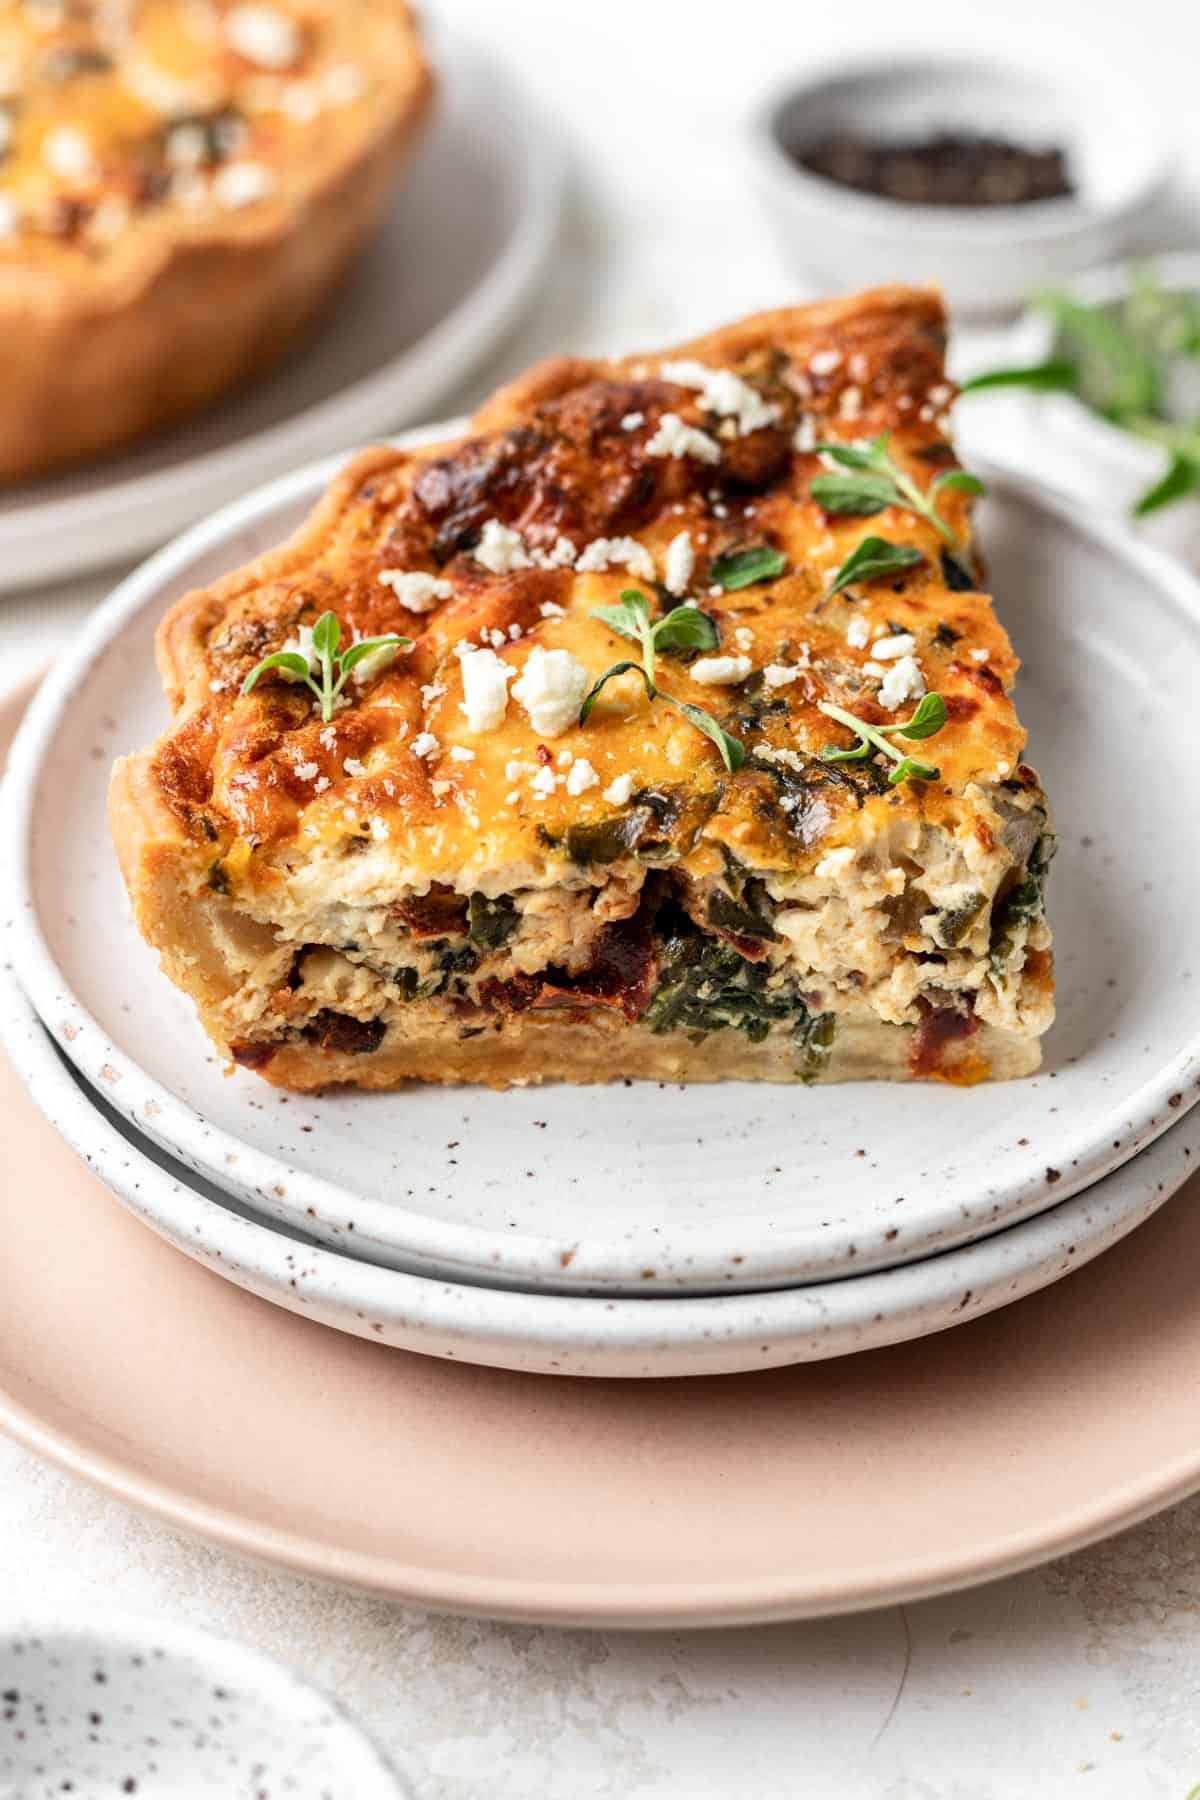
[823, 535, 924, 602]
[708, 544, 787, 590]
[816, 695, 948, 786]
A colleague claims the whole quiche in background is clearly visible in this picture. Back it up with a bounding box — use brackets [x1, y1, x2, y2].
[0, 0, 433, 483]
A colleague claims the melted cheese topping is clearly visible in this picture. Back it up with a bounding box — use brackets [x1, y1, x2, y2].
[157, 292, 1031, 913]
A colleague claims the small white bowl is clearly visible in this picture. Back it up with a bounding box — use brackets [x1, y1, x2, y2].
[0, 1611, 408, 1798]
[749, 50, 1170, 315]
[986, 251, 1200, 562]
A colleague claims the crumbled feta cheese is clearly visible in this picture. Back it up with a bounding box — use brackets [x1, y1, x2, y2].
[575, 536, 655, 580]
[508, 623, 522, 640]
[878, 655, 926, 709]
[430, 780, 452, 799]
[846, 615, 871, 649]
[664, 530, 694, 596]
[734, 626, 754, 652]
[378, 569, 451, 611]
[504, 789, 521, 805]
[280, 81, 321, 122]
[324, 62, 365, 105]
[511, 647, 590, 737]
[755, 744, 807, 773]
[225, 5, 301, 69]
[292, 761, 318, 781]
[809, 349, 842, 376]
[762, 663, 800, 689]
[460, 647, 511, 733]
[314, 776, 329, 794]
[815, 846, 856, 879]
[555, 749, 574, 768]
[863, 660, 886, 679]
[792, 415, 817, 454]
[474, 518, 532, 574]
[565, 758, 599, 796]
[370, 816, 389, 841]
[620, 411, 644, 431]
[689, 655, 753, 686]
[870, 633, 916, 662]
[970, 647, 989, 663]
[342, 758, 366, 777]
[839, 386, 863, 422]
[449, 745, 476, 763]
[487, 628, 507, 650]
[645, 412, 721, 465]
[539, 601, 566, 619]
[530, 766, 559, 797]
[603, 773, 635, 805]
[505, 760, 528, 781]
[43, 126, 95, 181]
[658, 360, 781, 434]
[87, 197, 132, 245]
[531, 535, 577, 569]
[212, 160, 276, 209]
[411, 731, 440, 759]
[319, 725, 336, 751]
[276, 623, 319, 675]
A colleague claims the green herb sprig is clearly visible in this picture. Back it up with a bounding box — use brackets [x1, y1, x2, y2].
[582, 589, 745, 772]
[810, 434, 984, 552]
[241, 611, 411, 724]
[821, 534, 924, 605]
[817, 692, 948, 787]
[961, 275, 1200, 516]
[708, 544, 787, 590]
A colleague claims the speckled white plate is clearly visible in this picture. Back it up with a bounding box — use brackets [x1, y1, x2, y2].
[0, 38, 561, 593]
[5, 444, 1200, 1295]
[0, 1611, 407, 1797]
[1, 945, 1195, 1378]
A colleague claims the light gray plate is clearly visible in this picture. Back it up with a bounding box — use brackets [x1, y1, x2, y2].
[4, 447, 1199, 1294]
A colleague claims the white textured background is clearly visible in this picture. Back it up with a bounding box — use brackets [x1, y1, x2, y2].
[4, 0, 1200, 1794]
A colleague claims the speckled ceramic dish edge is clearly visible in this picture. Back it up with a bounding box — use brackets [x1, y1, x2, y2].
[4, 449, 1200, 1296]
[1, 956, 1195, 1378]
[0, 1610, 408, 1797]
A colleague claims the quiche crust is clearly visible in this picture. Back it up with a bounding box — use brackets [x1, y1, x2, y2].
[111, 286, 1055, 1089]
[0, 2, 432, 481]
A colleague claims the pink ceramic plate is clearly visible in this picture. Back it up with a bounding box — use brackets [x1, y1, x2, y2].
[3, 1017, 1200, 1626]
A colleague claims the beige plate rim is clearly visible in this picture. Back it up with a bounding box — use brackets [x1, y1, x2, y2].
[4, 1375, 1200, 1629]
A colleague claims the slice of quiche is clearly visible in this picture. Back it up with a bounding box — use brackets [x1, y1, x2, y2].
[110, 286, 1055, 1089]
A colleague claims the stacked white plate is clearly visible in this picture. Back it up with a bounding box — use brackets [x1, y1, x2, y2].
[3, 431, 1199, 1376]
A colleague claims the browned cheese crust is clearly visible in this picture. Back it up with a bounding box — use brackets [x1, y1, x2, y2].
[0, 1, 432, 481]
[110, 287, 1056, 1090]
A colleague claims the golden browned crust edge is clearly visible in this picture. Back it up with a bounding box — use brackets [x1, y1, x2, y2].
[0, 7, 433, 482]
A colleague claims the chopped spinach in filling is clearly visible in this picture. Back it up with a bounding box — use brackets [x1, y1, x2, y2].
[645, 915, 834, 1072]
[990, 833, 1055, 969]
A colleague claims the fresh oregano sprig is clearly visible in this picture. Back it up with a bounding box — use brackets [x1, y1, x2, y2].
[242, 610, 411, 724]
[708, 544, 787, 590]
[821, 534, 924, 605]
[817, 691, 948, 787]
[810, 433, 984, 553]
[583, 589, 745, 771]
